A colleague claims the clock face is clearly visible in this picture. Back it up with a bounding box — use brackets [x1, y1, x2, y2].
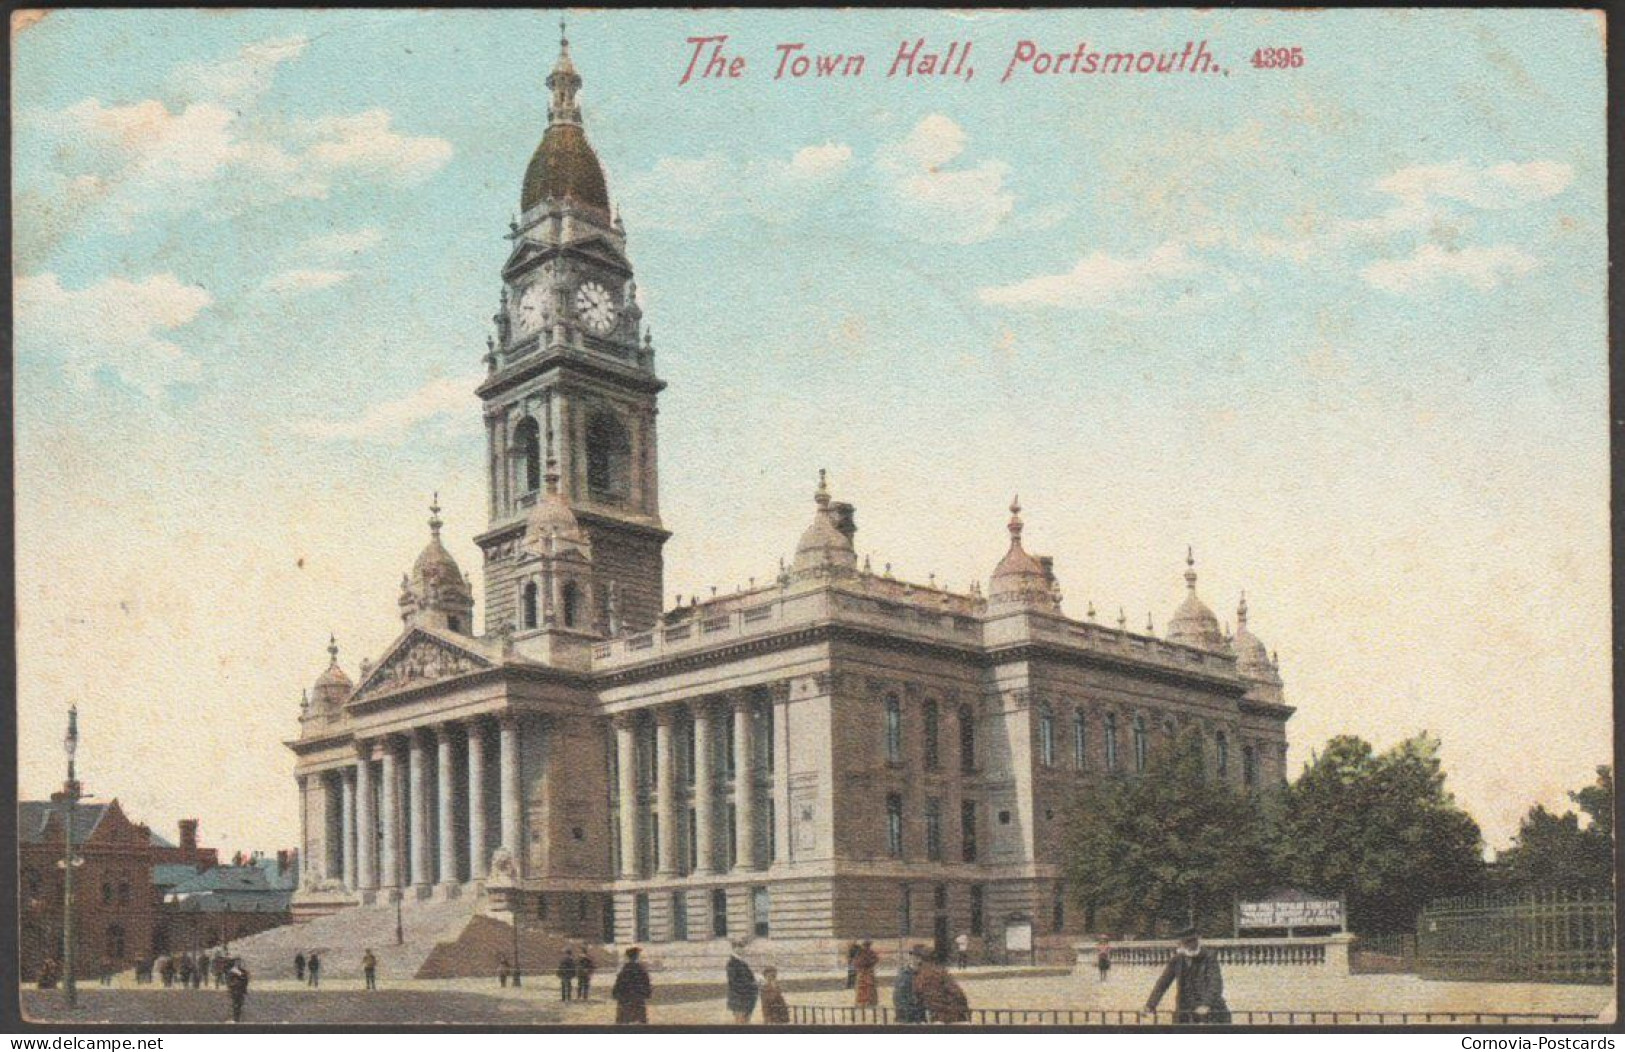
[515, 279, 552, 338]
[575, 281, 617, 336]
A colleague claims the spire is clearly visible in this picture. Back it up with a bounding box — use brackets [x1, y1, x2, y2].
[1008, 495, 1023, 542]
[815, 468, 830, 507]
[1185, 545, 1198, 592]
[327, 633, 339, 666]
[428, 492, 443, 539]
[1237, 590, 1249, 630]
[547, 17, 583, 126]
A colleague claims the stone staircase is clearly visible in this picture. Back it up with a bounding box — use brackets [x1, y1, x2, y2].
[220, 895, 484, 980]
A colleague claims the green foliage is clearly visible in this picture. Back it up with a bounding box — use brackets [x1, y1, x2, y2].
[1064, 726, 1272, 936]
[1494, 766, 1613, 893]
[1271, 733, 1485, 933]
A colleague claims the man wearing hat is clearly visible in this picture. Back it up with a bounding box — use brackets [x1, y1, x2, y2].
[724, 937, 759, 1024]
[1145, 926, 1230, 1024]
[892, 945, 924, 1024]
[611, 947, 653, 1024]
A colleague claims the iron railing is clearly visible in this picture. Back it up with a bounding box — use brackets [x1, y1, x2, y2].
[1418, 889, 1614, 984]
[785, 1005, 1600, 1027]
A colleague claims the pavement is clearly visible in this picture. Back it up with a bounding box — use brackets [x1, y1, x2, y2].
[18, 966, 1616, 1026]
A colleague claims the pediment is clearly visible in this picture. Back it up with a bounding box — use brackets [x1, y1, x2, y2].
[502, 238, 554, 279]
[351, 627, 496, 701]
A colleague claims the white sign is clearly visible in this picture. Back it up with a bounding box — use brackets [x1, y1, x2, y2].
[1239, 899, 1344, 929]
[1004, 919, 1033, 952]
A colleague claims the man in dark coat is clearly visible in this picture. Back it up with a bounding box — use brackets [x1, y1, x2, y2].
[893, 946, 924, 1023]
[177, 953, 194, 988]
[294, 952, 305, 982]
[225, 958, 250, 1023]
[1145, 927, 1230, 1024]
[611, 947, 652, 1024]
[557, 948, 577, 1002]
[362, 949, 378, 990]
[725, 939, 758, 1024]
[575, 948, 595, 1001]
[306, 950, 321, 988]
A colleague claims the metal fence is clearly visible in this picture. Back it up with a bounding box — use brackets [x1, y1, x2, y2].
[1350, 933, 1416, 975]
[1417, 889, 1614, 984]
[785, 1005, 1599, 1027]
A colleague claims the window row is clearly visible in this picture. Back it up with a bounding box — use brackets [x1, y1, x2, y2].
[886, 793, 981, 862]
[883, 696, 976, 773]
[1033, 705, 1268, 787]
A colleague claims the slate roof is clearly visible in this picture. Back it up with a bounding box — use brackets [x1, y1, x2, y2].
[18, 799, 175, 847]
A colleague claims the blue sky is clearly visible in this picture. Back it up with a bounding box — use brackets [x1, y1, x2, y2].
[12, 9, 1608, 854]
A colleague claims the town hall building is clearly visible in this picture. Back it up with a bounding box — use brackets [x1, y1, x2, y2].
[286, 32, 1294, 970]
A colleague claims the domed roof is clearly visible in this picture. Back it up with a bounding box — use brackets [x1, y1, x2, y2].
[1166, 548, 1226, 651]
[312, 635, 352, 706]
[526, 457, 588, 552]
[520, 34, 609, 213]
[1232, 593, 1275, 678]
[790, 470, 857, 577]
[411, 496, 468, 595]
[988, 497, 1060, 612]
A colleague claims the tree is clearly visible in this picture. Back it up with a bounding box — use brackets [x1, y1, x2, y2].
[1064, 726, 1272, 936]
[1270, 733, 1484, 933]
[1494, 765, 1613, 893]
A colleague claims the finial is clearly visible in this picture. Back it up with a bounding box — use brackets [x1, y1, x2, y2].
[815, 468, 830, 507]
[1087, 601, 1096, 621]
[1184, 545, 1197, 592]
[1237, 591, 1249, 627]
[560, 14, 568, 49]
[1147, 612, 1155, 633]
[429, 492, 443, 536]
[301, 688, 309, 710]
[1117, 607, 1127, 630]
[327, 634, 339, 664]
[929, 572, 936, 588]
[884, 562, 893, 579]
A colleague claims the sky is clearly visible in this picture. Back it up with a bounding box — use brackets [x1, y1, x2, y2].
[12, 9, 1609, 857]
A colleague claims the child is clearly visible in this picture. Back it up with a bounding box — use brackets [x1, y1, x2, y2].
[759, 966, 789, 1024]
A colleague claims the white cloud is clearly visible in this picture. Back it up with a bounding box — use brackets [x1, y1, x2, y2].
[1335, 160, 1574, 242]
[169, 35, 309, 105]
[291, 374, 480, 444]
[621, 141, 852, 235]
[1361, 243, 1538, 294]
[298, 109, 454, 183]
[263, 268, 352, 294]
[298, 227, 383, 259]
[876, 114, 1014, 245]
[978, 243, 1203, 309]
[15, 272, 210, 397]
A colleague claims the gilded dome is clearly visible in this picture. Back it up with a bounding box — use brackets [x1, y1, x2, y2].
[520, 35, 609, 213]
[1166, 548, 1226, 651]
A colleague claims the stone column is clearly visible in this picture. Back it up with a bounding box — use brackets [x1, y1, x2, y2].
[654, 708, 678, 876]
[693, 703, 717, 873]
[437, 726, 458, 887]
[340, 768, 357, 889]
[356, 743, 377, 890]
[380, 742, 400, 888]
[408, 732, 430, 888]
[732, 694, 757, 870]
[499, 716, 523, 872]
[467, 722, 488, 881]
[614, 714, 639, 878]
[772, 681, 793, 866]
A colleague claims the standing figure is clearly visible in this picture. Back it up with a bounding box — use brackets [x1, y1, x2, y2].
[725, 938, 758, 1024]
[306, 950, 321, 988]
[498, 956, 511, 988]
[759, 966, 790, 1025]
[1096, 937, 1112, 983]
[852, 940, 880, 1007]
[955, 932, 969, 969]
[159, 955, 175, 988]
[611, 947, 652, 1024]
[557, 948, 577, 1002]
[893, 946, 924, 1023]
[225, 959, 250, 1024]
[294, 951, 306, 983]
[177, 953, 194, 988]
[192, 954, 205, 989]
[362, 949, 378, 991]
[915, 950, 970, 1024]
[575, 948, 595, 1001]
[1145, 926, 1230, 1024]
[99, 954, 113, 986]
[844, 942, 860, 989]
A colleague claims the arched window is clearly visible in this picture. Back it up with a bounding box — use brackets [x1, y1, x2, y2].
[1038, 705, 1056, 767]
[884, 695, 902, 764]
[1133, 716, 1148, 772]
[586, 411, 632, 503]
[923, 701, 940, 770]
[1242, 745, 1257, 789]
[1216, 732, 1229, 779]
[561, 581, 581, 628]
[101, 882, 112, 905]
[522, 581, 539, 630]
[515, 416, 541, 494]
[958, 704, 976, 773]
[1105, 714, 1119, 772]
[1073, 711, 1088, 769]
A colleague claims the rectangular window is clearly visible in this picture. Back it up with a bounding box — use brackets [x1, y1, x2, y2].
[671, 891, 688, 941]
[603, 898, 617, 944]
[634, 893, 650, 943]
[648, 812, 660, 875]
[752, 886, 771, 938]
[924, 702, 940, 770]
[925, 797, 942, 861]
[687, 805, 698, 873]
[959, 706, 976, 773]
[725, 710, 737, 779]
[684, 720, 697, 789]
[970, 885, 984, 936]
[712, 888, 729, 937]
[933, 883, 948, 911]
[1105, 716, 1119, 772]
[1074, 714, 1088, 769]
[886, 793, 904, 857]
[1039, 708, 1056, 767]
[899, 886, 912, 936]
[727, 802, 738, 868]
[767, 797, 777, 862]
[960, 800, 978, 862]
[1053, 882, 1066, 934]
[885, 697, 903, 764]
[760, 703, 775, 775]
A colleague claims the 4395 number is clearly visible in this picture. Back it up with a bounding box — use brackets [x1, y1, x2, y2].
[1251, 47, 1304, 69]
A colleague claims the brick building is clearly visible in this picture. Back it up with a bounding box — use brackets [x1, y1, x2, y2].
[286, 31, 1294, 972]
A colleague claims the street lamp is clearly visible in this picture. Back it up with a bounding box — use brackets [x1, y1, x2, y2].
[61, 706, 82, 1008]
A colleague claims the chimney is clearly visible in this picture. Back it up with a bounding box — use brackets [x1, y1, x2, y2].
[179, 819, 198, 853]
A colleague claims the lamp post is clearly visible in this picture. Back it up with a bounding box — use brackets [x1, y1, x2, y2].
[61, 706, 82, 1008]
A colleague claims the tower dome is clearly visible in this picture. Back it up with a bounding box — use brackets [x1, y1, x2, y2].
[1166, 547, 1225, 650]
[790, 470, 857, 578]
[399, 495, 475, 633]
[1232, 592, 1272, 676]
[525, 456, 588, 552]
[988, 497, 1061, 613]
[311, 635, 352, 708]
[520, 28, 610, 213]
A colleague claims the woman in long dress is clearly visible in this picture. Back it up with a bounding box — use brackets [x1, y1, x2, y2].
[852, 940, 881, 1007]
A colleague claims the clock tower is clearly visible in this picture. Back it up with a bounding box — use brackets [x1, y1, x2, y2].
[474, 28, 667, 638]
